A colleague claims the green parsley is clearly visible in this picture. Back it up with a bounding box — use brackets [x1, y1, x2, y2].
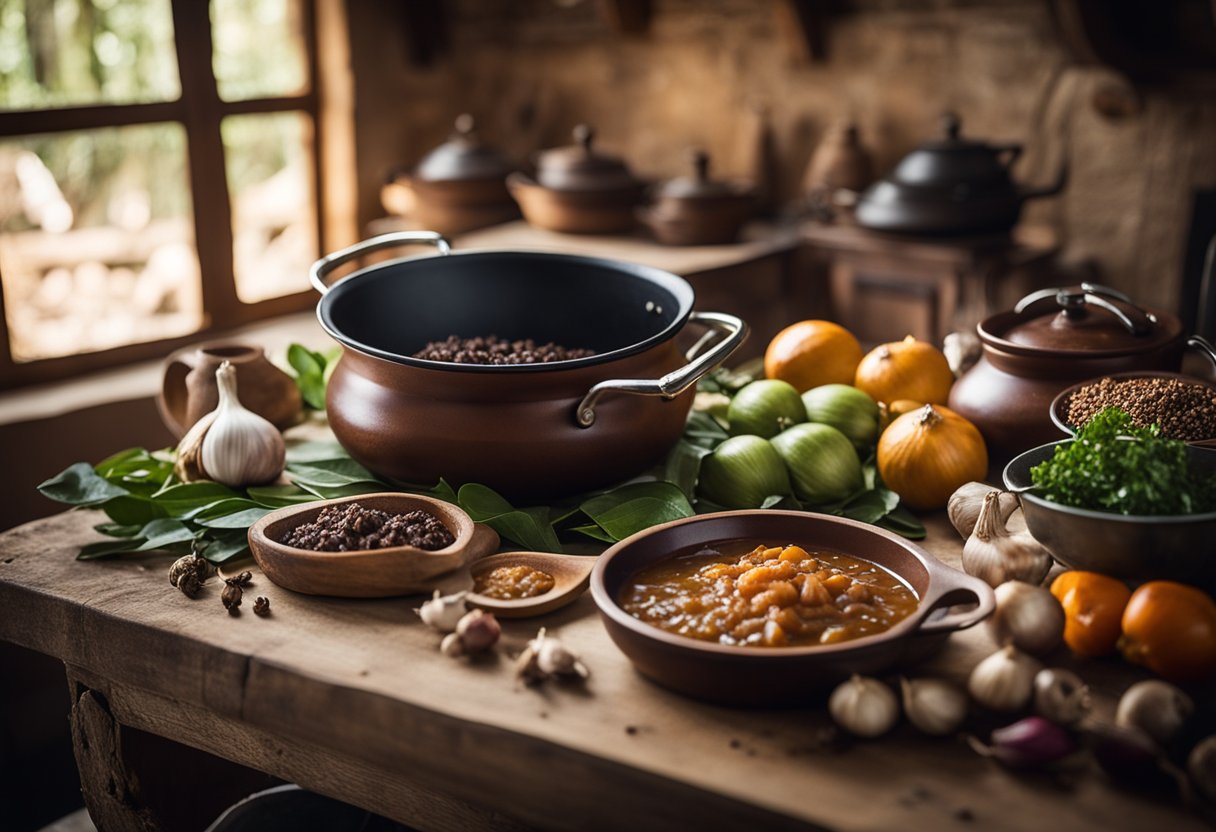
[1030, 407, 1216, 515]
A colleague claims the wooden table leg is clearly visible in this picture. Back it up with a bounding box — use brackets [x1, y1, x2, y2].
[67, 672, 159, 832]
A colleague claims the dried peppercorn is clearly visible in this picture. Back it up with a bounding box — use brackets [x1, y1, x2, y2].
[413, 335, 595, 365]
[280, 503, 455, 552]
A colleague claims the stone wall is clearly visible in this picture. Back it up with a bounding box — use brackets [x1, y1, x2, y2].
[346, 0, 1216, 315]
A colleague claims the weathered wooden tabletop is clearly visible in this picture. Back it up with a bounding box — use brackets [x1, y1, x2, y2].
[0, 506, 1206, 832]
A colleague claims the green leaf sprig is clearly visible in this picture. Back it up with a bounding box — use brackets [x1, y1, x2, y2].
[1029, 406, 1216, 515]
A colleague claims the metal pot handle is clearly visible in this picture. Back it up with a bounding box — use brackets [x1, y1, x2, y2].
[309, 231, 451, 295]
[575, 311, 748, 428]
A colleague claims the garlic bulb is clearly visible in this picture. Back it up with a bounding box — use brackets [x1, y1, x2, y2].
[1115, 680, 1193, 747]
[962, 491, 1053, 588]
[516, 627, 589, 683]
[440, 609, 501, 657]
[415, 589, 468, 632]
[1032, 668, 1091, 726]
[948, 482, 1018, 539]
[175, 361, 285, 487]
[900, 677, 968, 736]
[968, 645, 1043, 712]
[829, 675, 900, 738]
[988, 581, 1065, 656]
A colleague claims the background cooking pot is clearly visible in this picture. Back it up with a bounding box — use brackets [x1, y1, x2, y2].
[948, 283, 1187, 467]
[855, 112, 1067, 236]
[311, 232, 747, 500]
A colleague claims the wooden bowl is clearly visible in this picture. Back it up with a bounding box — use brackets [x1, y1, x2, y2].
[591, 510, 993, 706]
[248, 493, 499, 597]
[506, 172, 644, 234]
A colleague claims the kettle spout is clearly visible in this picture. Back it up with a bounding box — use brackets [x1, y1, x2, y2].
[1019, 159, 1069, 201]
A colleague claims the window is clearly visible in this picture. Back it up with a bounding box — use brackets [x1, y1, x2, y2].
[0, 0, 332, 388]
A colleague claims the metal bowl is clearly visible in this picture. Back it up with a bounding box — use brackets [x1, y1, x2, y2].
[1048, 370, 1216, 447]
[590, 510, 993, 707]
[1003, 441, 1216, 587]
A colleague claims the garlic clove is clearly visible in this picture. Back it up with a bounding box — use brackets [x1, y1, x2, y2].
[989, 580, 1066, 656]
[1032, 668, 1091, 727]
[454, 608, 501, 653]
[1115, 680, 1193, 748]
[948, 482, 1018, 539]
[829, 674, 900, 738]
[962, 491, 1054, 588]
[415, 589, 469, 632]
[173, 409, 216, 482]
[968, 644, 1043, 712]
[196, 361, 286, 488]
[900, 676, 968, 736]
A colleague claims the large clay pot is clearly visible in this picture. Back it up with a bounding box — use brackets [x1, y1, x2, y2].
[310, 232, 747, 501]
[158, 342, 303, 438]
[948, 284, 1185, 467]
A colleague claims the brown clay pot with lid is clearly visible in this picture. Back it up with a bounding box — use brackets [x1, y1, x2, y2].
[948, 284, 1186, 466]
[638, 150, 756, 246]
[855, 112, 1067, 236]
[507, 124, 647, 234]
[388, 114, 519, 236]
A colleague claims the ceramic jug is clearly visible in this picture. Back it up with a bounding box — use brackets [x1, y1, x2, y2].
[158, 342, 302, 438]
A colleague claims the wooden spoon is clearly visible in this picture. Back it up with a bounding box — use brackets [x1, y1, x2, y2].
[465, 551, 596, 618]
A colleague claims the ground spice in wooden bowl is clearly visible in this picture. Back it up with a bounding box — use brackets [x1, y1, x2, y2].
[1064, 376, 1216, 441]
[278, 502, 455, 551]
[413, 335, 595, 365]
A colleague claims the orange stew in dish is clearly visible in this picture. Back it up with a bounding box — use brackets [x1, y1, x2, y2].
[618, 541, 919, 648]
[473, 564, 556, 600]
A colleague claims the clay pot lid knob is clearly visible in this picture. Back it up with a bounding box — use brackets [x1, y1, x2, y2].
[941, 111, 962, 141]
[574, 123, 595, 154]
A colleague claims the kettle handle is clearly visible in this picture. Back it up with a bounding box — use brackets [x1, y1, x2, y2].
[992, 144, 1022, 168]
[1018, 158, 1070, 202]
[309, 231, 451, 295]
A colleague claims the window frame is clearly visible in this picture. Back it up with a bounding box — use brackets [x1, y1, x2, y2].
[0, 0, 326, 390]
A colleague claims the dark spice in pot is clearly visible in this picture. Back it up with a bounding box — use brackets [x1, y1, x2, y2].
[1066, 377, 1216, 440]
[281, 503, 455, 551]
[413, 334, 595, 365]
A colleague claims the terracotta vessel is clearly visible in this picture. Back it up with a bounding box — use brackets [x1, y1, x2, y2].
[387, 114, 520, 236]
[507, 124, 647, 234]
[159, 341, 302, 438]
[948, 284, 1185, 467]
[638, 149, 755, 246]
[310, 232, 747, 501]
[591, 510, 994, 707]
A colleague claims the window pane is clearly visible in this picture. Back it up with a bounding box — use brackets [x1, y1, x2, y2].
[211, 0, 308, 102]
[0, 0, 179, 111]
[0, 124, 202, 361]
[223, 111, 316, 303]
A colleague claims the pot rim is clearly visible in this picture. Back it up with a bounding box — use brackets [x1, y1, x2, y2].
[590, 509, 993, 661]
[316, 249, 695, 374]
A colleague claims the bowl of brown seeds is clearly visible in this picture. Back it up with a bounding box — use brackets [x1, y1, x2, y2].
[1050, 371, 1216, 446]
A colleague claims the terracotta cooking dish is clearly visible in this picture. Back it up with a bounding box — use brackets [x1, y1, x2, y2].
[591, 510, 994, 707]
[248, 492, 499, 598]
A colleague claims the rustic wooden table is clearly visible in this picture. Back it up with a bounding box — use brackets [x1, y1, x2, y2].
[0, 507, 1207, 831]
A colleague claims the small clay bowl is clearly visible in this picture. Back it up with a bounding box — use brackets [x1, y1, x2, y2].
[1049, 370, 1216, 447]
[591, 510, 994, 707]
[466, 551, 595, 618]
[248, 492, 499, 597]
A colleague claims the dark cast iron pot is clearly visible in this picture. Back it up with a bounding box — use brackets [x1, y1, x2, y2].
[310, 232, 747, 501]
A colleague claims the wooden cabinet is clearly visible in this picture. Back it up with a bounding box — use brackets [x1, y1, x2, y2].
[803, 223, 1059, 345]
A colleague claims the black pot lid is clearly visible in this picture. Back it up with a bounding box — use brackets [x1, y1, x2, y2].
[535, 124, 641, 191]
[887, 112, 1021, 194]
[979, 284, 1183, 357]
[414, 114, 514, 182]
